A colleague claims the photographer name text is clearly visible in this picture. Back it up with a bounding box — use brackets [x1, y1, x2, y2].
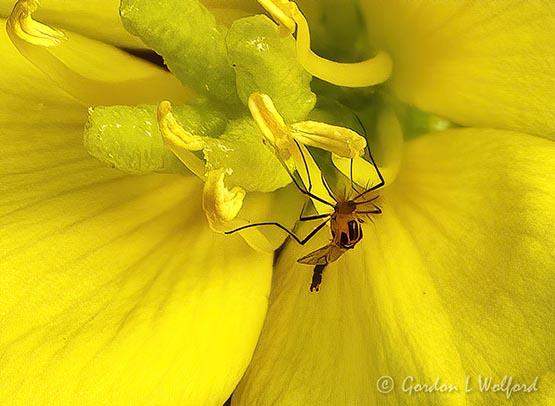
[377, 375, 539, 399]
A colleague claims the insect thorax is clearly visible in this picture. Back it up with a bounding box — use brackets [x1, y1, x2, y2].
[331, 202, 363, 250]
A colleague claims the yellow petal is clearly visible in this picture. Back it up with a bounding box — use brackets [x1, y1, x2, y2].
[362, 1, 555, 139]
[0, 128, 272, 405]
[0, 0, 144, 48]
[234, 128, 555, 405]
[1, 28, 272, 404]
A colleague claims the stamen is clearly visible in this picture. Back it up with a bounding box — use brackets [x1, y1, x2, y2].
[157, 101, 207, 179]
[256, 0, 296, 34]
[7, 0, 67, 47]
[249, 93, 366, 158]
[258, 0, 393, 87]
[248, 93, 334, 212]
[290, 121, 367, 158]
[203, 169, 246, 228]
[248, 93, 292, 160]
[6, 0, 191, 105]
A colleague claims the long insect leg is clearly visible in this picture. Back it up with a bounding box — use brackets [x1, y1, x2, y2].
[225, 218, 330, 246]
[224, 136, 336, 248]
[299, 213, 332, 222]
[320, 171, 339, 203]
[280, 157, 336, 208]
[350, 158, 363, 194]
[352, 147, 385, 201]
[297, 197, 333, 222]
[296, 218, 330, 245]
[291, 139, 338, 207]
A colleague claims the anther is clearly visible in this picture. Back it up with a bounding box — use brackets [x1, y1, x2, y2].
[291, 121, 367, 159]
[7, 0, 67, 47]
[248, 93, 292, 160]
[158, 101, 205, 151]
[256, 0, 296, 34]
[203, 169, 246, 228]
[157, 101, 207, 178]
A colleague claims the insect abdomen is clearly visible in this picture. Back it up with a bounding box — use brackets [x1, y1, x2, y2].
[332, 216, 362, 249]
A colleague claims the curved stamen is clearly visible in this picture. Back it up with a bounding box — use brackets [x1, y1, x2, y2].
[258, 0, 393, 87]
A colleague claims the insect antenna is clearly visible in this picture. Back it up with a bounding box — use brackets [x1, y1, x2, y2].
[350, 158, 355, 192]
[357, 205, 382, 215]
[348, 158, 368, 194]
[351, 117, 385, 203]
[320, 171, 338, 204]
[293, 139, 313, 192]
[347, 158, 366, 196]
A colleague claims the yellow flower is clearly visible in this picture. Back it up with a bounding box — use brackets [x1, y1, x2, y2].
[1, 1, 554, 406]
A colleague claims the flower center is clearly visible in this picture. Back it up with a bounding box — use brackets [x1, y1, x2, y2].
[7, 0, 453, 252]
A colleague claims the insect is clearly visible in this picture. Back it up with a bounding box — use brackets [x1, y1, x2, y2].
[225, 131, 384, 292]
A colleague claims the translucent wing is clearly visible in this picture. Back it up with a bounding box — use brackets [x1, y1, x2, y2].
[297, 243, 347, 265]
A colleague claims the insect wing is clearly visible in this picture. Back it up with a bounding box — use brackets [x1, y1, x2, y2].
[297, 244, 346, 265]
